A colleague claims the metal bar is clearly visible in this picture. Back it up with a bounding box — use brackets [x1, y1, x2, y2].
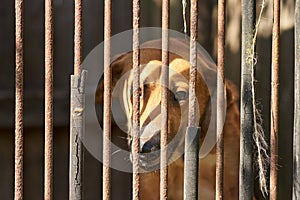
[184, 1, 199, 199]
[132, 0, 141, 199]
[45, 0, 54, 199]
[103, 0, 112, 199]
[15, 0, 24, 199]
[293, 0, 300, 199]
[270, 0, 280, 199]
[184, 127, 200, 200]
[216, 0, 226, 198]
[239, 0, 256, 198]
[74, 0, 82, 76]
[160, 0, 169, 199]
[188, 0, 198, 128]
[69, 71, 86, 200]
[69, 1, 84, 199]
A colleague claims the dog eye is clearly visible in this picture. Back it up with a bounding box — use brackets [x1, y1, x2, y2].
[174, 90, 188, 102]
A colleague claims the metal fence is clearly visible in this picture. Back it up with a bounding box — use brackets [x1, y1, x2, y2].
[12, 0, 299, 199]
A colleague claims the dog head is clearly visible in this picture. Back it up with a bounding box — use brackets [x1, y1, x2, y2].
[96, 38, 235, 169]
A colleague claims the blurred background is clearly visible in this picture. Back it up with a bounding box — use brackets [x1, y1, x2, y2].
[0, 0, 295, 199]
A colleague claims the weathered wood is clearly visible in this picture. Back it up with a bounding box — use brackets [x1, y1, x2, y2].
[239, 0, 256, 198]
[293, 1, 300, 199]
[69, 70, 87, 200]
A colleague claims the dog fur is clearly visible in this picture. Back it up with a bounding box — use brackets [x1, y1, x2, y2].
[96, 39, 240, 199]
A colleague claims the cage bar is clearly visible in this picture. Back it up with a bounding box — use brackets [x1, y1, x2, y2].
[103, 0, 112, 199]
[183, 0, 200, 199]
[69, 71, 86, 200]
[187, 0, 198, 128]
[293, 0, 300, 199]
[270, 0, 280, 199]
[69, 1, 84, 199]
[74, 0, 82, 77]
[132, 0, 141, 199]
[184, 127, 200, 200]
[14, 0, 24, 199]
[160, 0, 169, 199]
[239, 0, 256, 199]
[216, 0, 226, 199]
[45, 0, 54, 199]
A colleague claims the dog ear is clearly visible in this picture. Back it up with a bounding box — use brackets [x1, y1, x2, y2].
[95, 53, 132, 105]
[199, 79, 239, 157]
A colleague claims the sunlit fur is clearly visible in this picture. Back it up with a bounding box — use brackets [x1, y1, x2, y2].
[96, 40, 241, 200]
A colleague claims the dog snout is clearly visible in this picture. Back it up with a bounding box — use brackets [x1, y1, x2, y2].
[141, 131, 161, 153]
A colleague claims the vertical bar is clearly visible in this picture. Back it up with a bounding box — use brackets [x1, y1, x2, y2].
[45, 0, 54, 199]
[216, 0, 226, 198]
[270, 0, 280, 199]
[184, 0, 200, 199]
[70, 71, 86, 200]
[239, 0, 255, 199]
[15, 0, 24, 199]
[293, 0, 300, 199]
[69, 0, 84, 199]
[103, 0, 112, 199]
[184, 127, 200, 200]
[188, 0, 198, 128]
[161, 0, 169, 199]
[74, 0, 82, 76]
[132, 0, 141, 199]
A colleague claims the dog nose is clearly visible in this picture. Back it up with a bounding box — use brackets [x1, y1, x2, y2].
[141, 131, 161, 153]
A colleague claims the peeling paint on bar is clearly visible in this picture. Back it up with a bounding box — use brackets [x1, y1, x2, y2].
[70, 71, 86, 200]
[69, 1, 84, 199]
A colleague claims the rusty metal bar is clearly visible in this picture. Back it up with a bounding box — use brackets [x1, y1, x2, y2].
[293, 0, 300, 199]
[132, 0, 141, 199]
[216, 0, 226, 198]
[239, 0, 255, 199]
[103, 0, 112, 199]
[69, 1, 84, 199]
[45, 0, 54, 199]
[15, 0, 24, 199]
[160, 0, 169, 199]
[74, 0, 82, 76]
[187, 0, 198, 128]
[184, 0, 200, 199]
[270, 0, 280, 199]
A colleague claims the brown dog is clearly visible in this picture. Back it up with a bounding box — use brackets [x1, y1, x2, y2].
[96, 39, 240, 199]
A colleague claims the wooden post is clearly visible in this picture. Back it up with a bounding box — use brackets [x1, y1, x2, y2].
[239, 0, 256, 199]
[293, 1, 300, 199]
[70, 70, 87, 200]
